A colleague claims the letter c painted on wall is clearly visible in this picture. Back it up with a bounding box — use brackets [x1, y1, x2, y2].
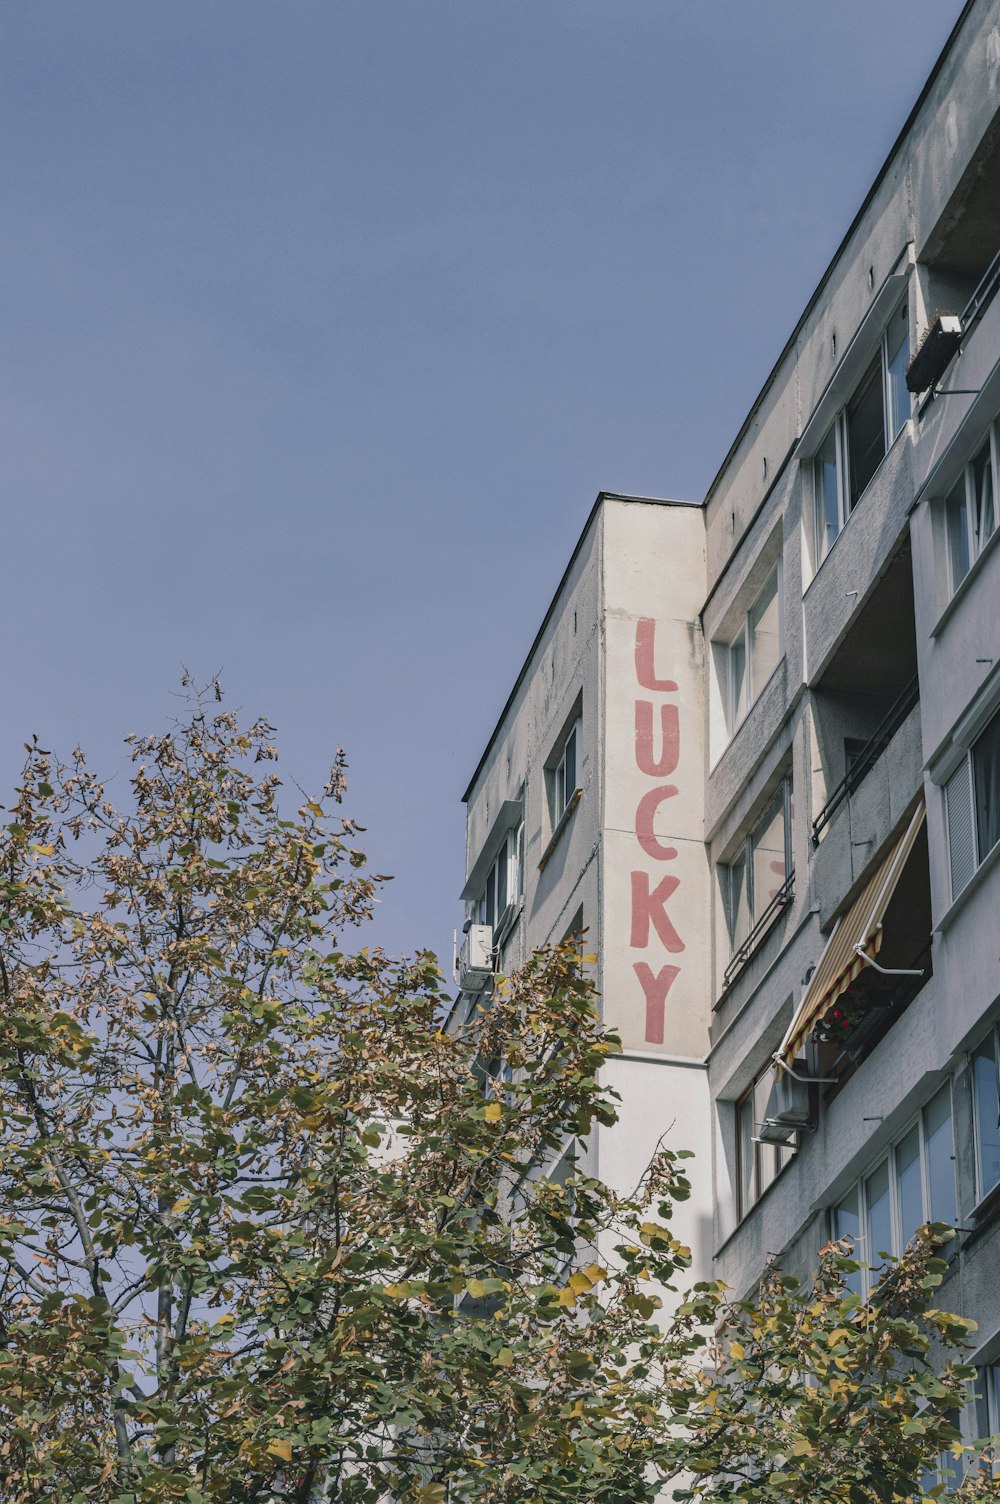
[635, 784, 679, 861]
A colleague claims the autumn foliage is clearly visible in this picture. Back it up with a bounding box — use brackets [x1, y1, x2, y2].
[0, 693, 993, 1503]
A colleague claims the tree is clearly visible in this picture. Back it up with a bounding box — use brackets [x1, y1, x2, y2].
[0, 691, 992, 1503]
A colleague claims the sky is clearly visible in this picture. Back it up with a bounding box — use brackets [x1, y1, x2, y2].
[1, 1, 963, 972]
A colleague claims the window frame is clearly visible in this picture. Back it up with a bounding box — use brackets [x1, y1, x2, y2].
[971, 1023, 1000, 1203]
[974, 1359, 1000, 1460]
[811, 300, 911, 568]
[831, 1083, 957, 1294]
[944, 423, 999, 597]
[720, 775, 793, 958]
[944, 699, 1000, 900]
[473, 820, 524, 933]
[548, 716, 581, 829]
[723, 561, 783, 735]
[736, 1064, 796, 1222]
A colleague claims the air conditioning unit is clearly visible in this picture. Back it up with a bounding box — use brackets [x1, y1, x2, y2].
[459, 924, 494, 992]
[756, 1063, 811, 1144]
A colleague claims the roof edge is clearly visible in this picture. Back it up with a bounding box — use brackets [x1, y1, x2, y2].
[461, 492, 696, 804]
[701, 0, 979, 516]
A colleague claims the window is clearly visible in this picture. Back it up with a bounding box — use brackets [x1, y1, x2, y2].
[473, 821, 523, 932]
[549, 717, 581, 827]
[720, 778, 792, 956]
[972, 1025, 1000, 1201]
[736, 1065, 796, 1220]
[944, 701, 1000, 899]
[974, 1361, 1000, 1460]
[945, 426, 998, 593]
[723, 564, 781, 734]
[831, 1085, 956, 1293]
[812, 301, 910, 566]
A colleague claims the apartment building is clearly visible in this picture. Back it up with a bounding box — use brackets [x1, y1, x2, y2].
[452, 0, 1000, 1439]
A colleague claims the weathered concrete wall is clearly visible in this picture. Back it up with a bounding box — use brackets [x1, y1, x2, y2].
[601, 500, 708, 1059]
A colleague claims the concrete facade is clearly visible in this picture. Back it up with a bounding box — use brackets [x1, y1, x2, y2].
[454, 0, 1000, 1447]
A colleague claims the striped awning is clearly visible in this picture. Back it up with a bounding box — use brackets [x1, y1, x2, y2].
[777, 798, 926, 1066]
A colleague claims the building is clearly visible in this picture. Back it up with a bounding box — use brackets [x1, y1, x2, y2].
[452, 0, 1000, 1444]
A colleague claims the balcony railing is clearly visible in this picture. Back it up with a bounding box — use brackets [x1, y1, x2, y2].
[811, 672, 920, 844]
[721, 870, 795, 994]
[961, 246, 1000, 337]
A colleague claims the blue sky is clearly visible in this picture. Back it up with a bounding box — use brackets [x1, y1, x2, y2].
[2, 1, 960, 969]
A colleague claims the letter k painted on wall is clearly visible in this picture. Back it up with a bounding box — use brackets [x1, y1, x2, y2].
[629, 871, 684, 952]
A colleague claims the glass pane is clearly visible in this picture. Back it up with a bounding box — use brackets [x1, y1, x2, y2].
[924, 1086, 957, 1226]
[749, 569, 780, 700]
[496, 843, 508, 917]
[973, 711, 1000, 865]
[738, 1095, 755, 1217]
[833, 1186, 863, 1295]
[974, 1368, 992, 1443]
[564, 724, 577, 802]
[973, 1036, 1000, 1197]
[946, 759, 976, 897]
[814, 424, 840, 563]
[485, 866, 496, 927]
[752, 786, 787, 917]
[895, 1124, 923, 1247]
[945, 473, 971, 591]
[885, 303, 910, 439]
[847, 356, 887, 508]
[865, 1157, 894, 1263]
[726, 853, 750, 950]
[729, 633, 747, 729]
[754, 1075, 777, 1195]
[973, 438, 996, 555]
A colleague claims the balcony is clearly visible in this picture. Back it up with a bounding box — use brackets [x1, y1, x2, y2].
[812, 672, 919, 843]
[720, 871, 795, 996]
[812, 689, 922, 928]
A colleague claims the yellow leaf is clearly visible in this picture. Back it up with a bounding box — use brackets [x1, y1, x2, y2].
[171, 1197, 191, 1215]
[791, 1438, 815, 1456]
[568, 1270, 594, 1295]
[556, 1286, 577, 1308]
[493, 1347, 514, 1367]
[584, 1264, 607, 1284]
[729, 1341, 745, 1361]
[467, 1279, 487, 1298]
[267, 1439, 293, 1462]
[484, 1102, 502, 1122]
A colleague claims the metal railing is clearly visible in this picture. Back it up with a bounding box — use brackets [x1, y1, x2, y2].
[961, 246, 1000, 337]
[722, 871, 795, 993]
[811, 672, 920, 844]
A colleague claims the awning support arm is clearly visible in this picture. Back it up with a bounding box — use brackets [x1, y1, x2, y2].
[771, 1052, 837, 1084]
[853, 941, 924, 978]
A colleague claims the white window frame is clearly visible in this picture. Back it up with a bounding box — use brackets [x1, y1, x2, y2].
[971, 1023, 1000, 1203]
[549, 716, 581, 828]
[722, 562, 783, 735]
[944, 422, 999, 596]
[473, 821, 523, 933]
[944, 700, 1000, 900]
[831, 1084, 956, 1294]
[720, 775, 792, 958]
[974, 1359, 1000, 1457]
[811, 300, 911, 567]
[736, 1064, 796, 1221]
